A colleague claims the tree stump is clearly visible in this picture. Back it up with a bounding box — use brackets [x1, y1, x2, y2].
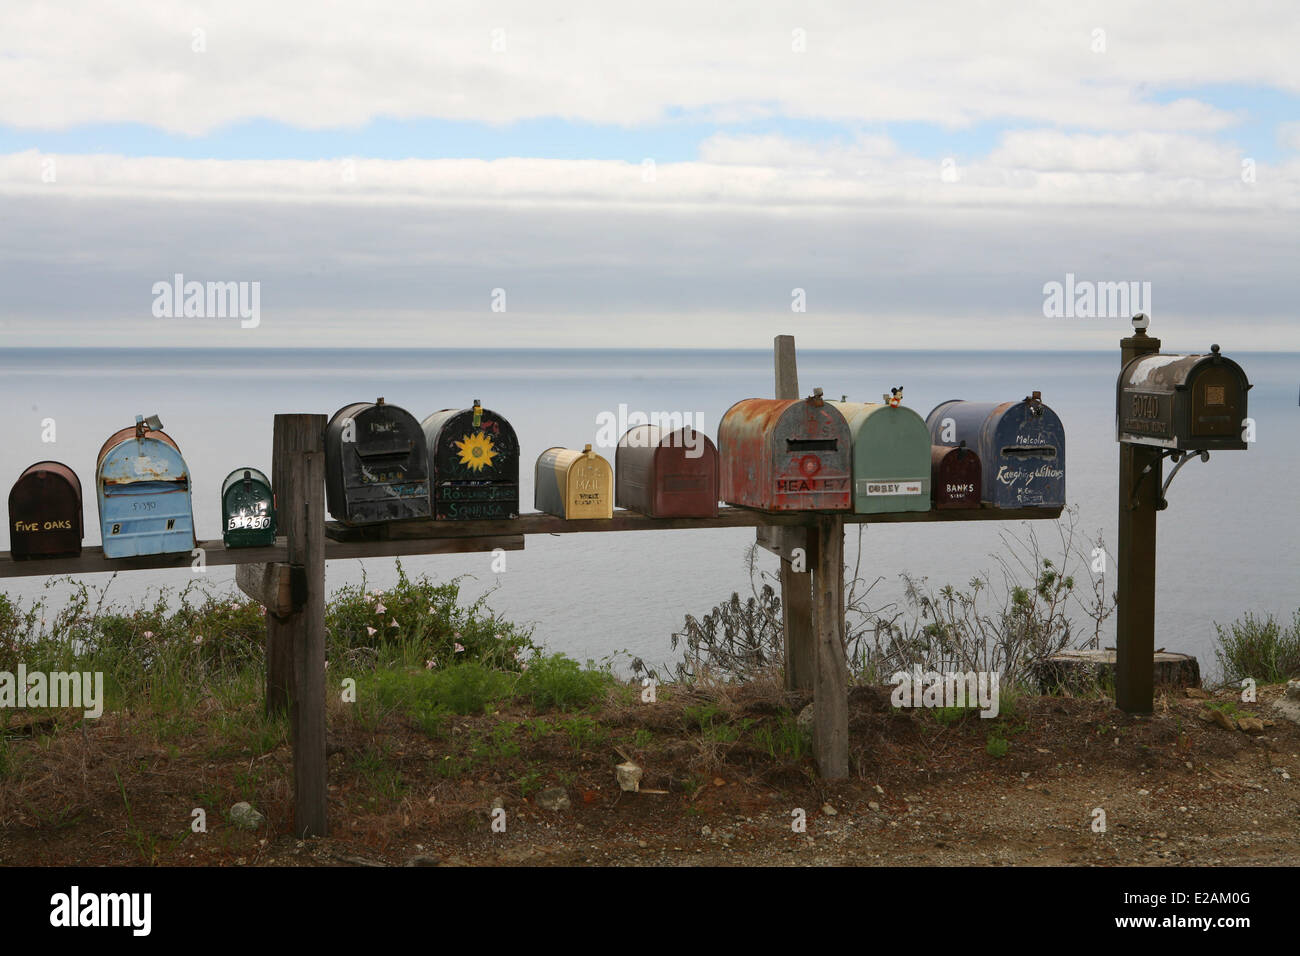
[1034, 649, 1200, 695]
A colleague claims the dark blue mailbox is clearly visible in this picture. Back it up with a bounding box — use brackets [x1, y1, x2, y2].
[925, 392, 1065, 509]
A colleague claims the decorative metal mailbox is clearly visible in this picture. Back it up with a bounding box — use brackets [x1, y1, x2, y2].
[535, 444, 613, 519]
[9, 461, 83, 559]
[96, 415, 195, 558]
[221, 467, 276, 548]
[615, 425, 719, 518]
[1117, 344, 1251, 450]
[926, 393, 1065, 509]
[718, 392, 851, 511]
[422, 401, 519, 520]
[827, 401, 931, 514]
[325, 398, 432, 525]
[930, 442, 982, 510]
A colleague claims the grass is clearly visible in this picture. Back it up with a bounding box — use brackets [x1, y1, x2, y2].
[1214, 609, 1300, 685]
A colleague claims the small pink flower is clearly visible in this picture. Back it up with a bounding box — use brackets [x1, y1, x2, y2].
[454, 643, 465, 653]
[143, 630, 155, 639]
[375, 602, 386, 615]
[425, 659, 437, 670]
[193, 635, 204, 646]
[390, 618, 399, 628]
[366, 626, 377, 637]
[427, 605, 435, 614]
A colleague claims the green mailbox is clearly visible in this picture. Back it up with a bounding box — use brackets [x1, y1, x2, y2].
[828, 399, 932, 514]
[221, 467, 276, 548]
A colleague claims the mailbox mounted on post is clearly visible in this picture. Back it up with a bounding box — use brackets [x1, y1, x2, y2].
[931, 442, 982, 510]
[827, 400, 931, 514]
[9, 461, 83, 559]
[535, 444, 613, 519]
[325, 398, 432, 525]
[96, 415, 196, 558]
[926, 394, 1065, 509]
[221, 467, 276, 548]
[719, 391, 851, 512]
[616, 425, 719, 518]
[422, 401, 520, 520]
[1117, 344, 1251, 451]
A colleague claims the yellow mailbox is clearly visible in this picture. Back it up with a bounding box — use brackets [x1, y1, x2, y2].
[534, 444, 613, 519]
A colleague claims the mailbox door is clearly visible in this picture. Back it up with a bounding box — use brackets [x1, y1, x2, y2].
[565, 453, 613, 519]
[834, 403, 930, 514]
[97, 434, 195, 558]
[651, 429, 719, 517]
[424, 406, 520, 520]
[9, 462, 83, 559]
[930, 445, 981, 509]
[327, 402, 432, 524]
[1188, 364, 1243, 444]
[988, 402, 1065, 508]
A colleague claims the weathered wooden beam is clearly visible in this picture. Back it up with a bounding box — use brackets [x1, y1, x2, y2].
[235, 562, 297, 617]
[812, 515, 849, 778]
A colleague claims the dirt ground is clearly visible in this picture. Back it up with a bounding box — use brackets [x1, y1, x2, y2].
[1, 680, 1296, 867]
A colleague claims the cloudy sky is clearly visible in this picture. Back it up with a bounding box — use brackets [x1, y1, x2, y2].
[1, 1, 1297, 349]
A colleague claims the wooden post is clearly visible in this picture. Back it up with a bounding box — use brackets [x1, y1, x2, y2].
[772, 334, 815, 691]
[275, 413, 329, 838]
[266, 416, 297, 717]
[1115, 327, 1162, 714]
[812, 514, 849, 777]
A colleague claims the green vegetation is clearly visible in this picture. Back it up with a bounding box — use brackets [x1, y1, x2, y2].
[1214, 609, 1300, 685]
[515, 653, 613, 711]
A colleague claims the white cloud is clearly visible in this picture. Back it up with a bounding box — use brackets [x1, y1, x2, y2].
[2, 1, 1295, 133]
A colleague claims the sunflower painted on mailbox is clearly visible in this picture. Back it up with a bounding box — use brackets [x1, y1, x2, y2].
[422, 401, 519, 520]
[96, 415, 196, 558]
[718, 392, 851, 511]
[616, 425, 720, 518]
[535, 444, 613, 519]
[325, 398, 432, 525]
[926, 393, 1065, 509]
[9, 461, 83, 559]
[827, 400, 931, 514]
[221, 467, 276, 548]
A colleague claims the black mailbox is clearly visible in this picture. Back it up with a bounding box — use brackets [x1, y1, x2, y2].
[325, 398, 432, 525]
[9, 461, 83, 559]
[422, 401, 519, 520]
[1117, 345, 1251, 450]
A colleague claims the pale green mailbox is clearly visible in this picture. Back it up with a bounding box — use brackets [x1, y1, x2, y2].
[828, 401, 932, 514]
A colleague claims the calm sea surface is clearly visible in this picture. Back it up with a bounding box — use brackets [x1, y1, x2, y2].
[0, 347, 1295, 678]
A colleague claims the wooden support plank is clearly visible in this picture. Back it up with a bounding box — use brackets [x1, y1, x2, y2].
[812, 514, 849, 777]
[235, 562, 295, 617]
[276, 413, 329, 839]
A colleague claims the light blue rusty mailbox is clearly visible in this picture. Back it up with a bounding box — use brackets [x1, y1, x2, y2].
[95, 415, 196, 558]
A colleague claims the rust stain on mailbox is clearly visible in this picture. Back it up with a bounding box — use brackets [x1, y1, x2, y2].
[718, 393, 851, 511]
[616, 425, 719, 517]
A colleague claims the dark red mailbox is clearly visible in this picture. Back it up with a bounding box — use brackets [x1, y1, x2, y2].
[616, 425, 719, 518]
[718, 392, 851, 511]
[930, 443, 981, 510]
[9, 461, 83, 559]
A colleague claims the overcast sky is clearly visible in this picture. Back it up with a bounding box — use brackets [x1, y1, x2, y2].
[1, 1, 1297, 350]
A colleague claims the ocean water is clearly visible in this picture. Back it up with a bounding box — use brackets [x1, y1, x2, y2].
[0, 346, 1295, 678]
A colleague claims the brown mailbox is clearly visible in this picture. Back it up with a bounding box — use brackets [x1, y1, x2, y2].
[930, 443, 981, 510]
[9, 461, 83, 559]
[616, 425, 719, 518]
[1117, 344, 1251, 451]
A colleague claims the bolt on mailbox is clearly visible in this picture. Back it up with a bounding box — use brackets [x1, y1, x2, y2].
[926, 393, 1065, 509]
[8, 461, 83, 559]
[1117, 344, 1251, 450]
[535, 444, 613, 519]
[718, 391, 851, 511]
[827, 400, 931, 514]
[221, 467, 276, 548]
[96, 415, 196, 558]
[422, 400, 520, 520]
[325, 398, 432, 525]
[930, 442, 982, 510]
[615, 425, 719, 518]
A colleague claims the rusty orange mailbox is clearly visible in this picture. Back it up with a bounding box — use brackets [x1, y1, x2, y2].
[718, 392, 851, 511]
[616, 425, 719, 518]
